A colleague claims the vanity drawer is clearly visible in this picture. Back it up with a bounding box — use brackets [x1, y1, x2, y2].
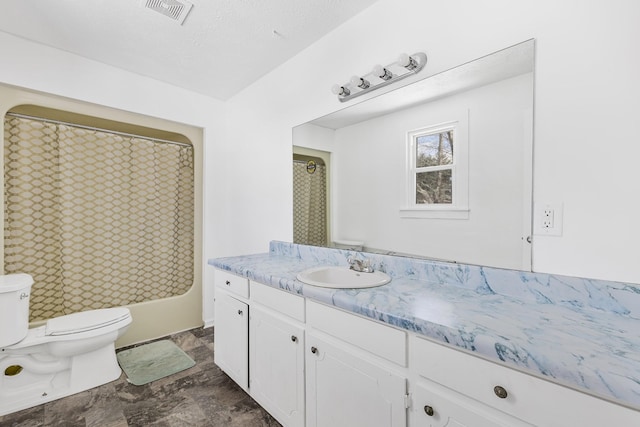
[250, 280, 305, 322]
[411, 335, 640, 426]
[214, 269, 249, 299]
[307, 300, 406, 366]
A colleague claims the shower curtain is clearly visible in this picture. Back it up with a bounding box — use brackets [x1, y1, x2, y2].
[292, 159, 327, 247]
[4, 115, 194, 321]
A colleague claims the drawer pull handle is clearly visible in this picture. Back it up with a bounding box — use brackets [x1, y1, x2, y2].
[311, 346, 318, 354]
[494, 385, 508, 399]
[291, 335, 298, 343]
[225, 280, 231, 286]
[423, 405, 434, 416]
[237, 309, 243, 316]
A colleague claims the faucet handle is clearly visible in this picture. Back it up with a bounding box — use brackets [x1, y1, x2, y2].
[362, 258, 374, 273]
[347, 255, 363, 271]
[346, 255, 374, 273]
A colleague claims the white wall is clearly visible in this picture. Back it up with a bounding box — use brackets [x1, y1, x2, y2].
[293, 124, 335, 154]
[224, 0, 640, 284]
[0, 31, 225, 326]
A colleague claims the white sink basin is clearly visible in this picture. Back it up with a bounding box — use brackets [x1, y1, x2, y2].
[296, 266, 391, 289]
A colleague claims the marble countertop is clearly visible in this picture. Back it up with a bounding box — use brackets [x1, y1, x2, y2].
[209, 242, 640, 411]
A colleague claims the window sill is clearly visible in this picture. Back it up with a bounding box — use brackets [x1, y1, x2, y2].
[399, 207, 470, 219]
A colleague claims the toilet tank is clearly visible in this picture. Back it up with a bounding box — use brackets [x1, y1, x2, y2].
[0, 274, 33, 348]
[333, 240, 364, 251]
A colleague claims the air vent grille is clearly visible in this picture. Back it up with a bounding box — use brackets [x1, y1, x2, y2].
[143, 0, 193, 25]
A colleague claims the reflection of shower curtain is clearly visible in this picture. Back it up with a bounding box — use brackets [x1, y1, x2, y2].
[4, 116, 194, 321]
[292, 160, 327, 247]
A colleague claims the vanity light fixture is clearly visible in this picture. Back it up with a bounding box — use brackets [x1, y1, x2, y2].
[332, 52, 427, 102]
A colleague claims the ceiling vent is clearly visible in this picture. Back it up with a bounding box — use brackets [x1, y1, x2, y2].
[142, 0, 194, 25]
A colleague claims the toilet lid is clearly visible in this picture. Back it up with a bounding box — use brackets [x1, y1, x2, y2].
[46, 307, 131, 336]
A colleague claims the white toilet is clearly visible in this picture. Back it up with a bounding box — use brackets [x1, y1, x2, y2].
[0, 273, 132, 416]
[333, 239, 364, 251]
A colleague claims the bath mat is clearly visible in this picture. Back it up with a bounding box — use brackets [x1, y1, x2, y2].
[116, 340, 195, 386]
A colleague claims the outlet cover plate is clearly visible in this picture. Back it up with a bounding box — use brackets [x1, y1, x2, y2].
[534, 202, 563, 236]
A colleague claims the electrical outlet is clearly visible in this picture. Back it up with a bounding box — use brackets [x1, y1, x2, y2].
[534, 203, 563, 236]
[542, 207, 554, 229]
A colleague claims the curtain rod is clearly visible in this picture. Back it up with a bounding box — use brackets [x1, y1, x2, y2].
[5, 112, 192, 148]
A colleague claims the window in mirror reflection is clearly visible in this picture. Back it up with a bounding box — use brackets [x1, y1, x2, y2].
[409, 125, 457, 205]
[415, 130, 454, 204]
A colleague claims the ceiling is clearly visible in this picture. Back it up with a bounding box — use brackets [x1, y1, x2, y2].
[0, 0, 379, 101]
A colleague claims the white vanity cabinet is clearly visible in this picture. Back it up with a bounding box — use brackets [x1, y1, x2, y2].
[249, 281, 306, 427]
[410, 335, 640, 427]
[213, 270, 249, 391]
[305, 301, 408, 427]
[211, 267, 640, 427]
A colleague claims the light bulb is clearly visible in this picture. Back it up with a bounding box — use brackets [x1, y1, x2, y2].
[397, 53, 410, 67]
[350, 75, 370, 89]
[331, 84, 350, 96]
[372, 64, 393, 80]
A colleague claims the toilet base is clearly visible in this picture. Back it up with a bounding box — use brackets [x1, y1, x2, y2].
[0, 342, 122, 416]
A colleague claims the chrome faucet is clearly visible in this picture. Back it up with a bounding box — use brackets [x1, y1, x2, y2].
[347, 255, 374, 273]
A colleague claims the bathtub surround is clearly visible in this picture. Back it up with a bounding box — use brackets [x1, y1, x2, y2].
[0, 85, 206, 348]
[3, 113, 195, 322]
[292, 155, 328, 247]
[209, 241, 640, 411]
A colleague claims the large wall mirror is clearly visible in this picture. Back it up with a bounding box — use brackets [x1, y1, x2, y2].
[293, 40, 535, 271]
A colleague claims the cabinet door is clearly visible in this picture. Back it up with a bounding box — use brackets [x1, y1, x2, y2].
[214, 290, 249, 390]
[250, 305, 305, 427]
[413, 380, 532, 427]
[306, 332, 406, 427]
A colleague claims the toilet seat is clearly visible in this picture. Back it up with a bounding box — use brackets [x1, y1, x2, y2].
[46, 307, 131, 336]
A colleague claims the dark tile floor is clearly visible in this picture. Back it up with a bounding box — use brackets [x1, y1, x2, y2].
[0, 327, 282, 427]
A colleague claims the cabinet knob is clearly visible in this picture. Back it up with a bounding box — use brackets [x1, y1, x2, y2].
[423, 405, 434, 416]
[493, 385, 508, 399]
[291, 335, 298, 343]
[237, 309, 243, 316]
[311, 346, 318, 354]
[225, 280, 231, 286]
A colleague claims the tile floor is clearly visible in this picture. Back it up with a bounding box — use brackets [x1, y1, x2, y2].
[0, 327, 282, 427]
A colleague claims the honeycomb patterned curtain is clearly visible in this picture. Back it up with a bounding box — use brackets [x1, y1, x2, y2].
[4, 115, 194, 322]
[292, 160, 327, 247]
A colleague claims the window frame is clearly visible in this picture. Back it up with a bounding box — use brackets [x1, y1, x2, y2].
[401, 111, 469, 219]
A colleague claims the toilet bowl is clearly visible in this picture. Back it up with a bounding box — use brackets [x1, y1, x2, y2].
[0, 273, 132, 416]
